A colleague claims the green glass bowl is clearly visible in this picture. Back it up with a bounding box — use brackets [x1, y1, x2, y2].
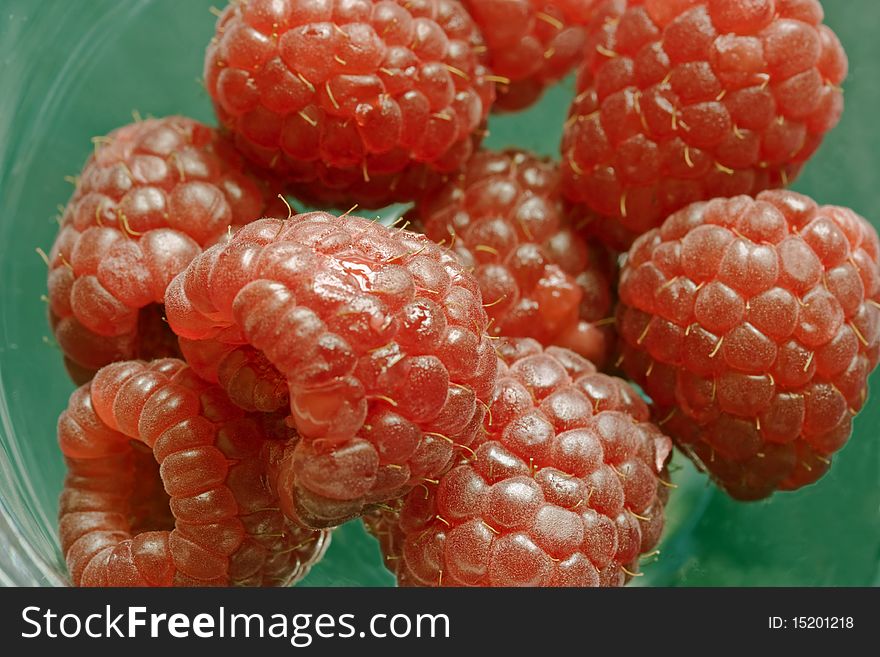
[0, 0, 877, 587]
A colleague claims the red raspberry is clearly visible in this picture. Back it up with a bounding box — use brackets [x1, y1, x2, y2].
[58, 359, 330, 587]
[463, 0, 597, 111]
[416, 149, 615, 365]
[616, 191, 880, 499]
[367, 338, 672, 586]
[47, 116, 283, 383]
[560, 0, 848, 249]
[205, 0, 496, 208]
[165, 212, 497, 527]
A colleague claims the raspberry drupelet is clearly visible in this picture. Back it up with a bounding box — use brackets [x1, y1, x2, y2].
[165, 212, 496, 527]
[617, 191, 880, 499]
[416, 149, 615, 365]
[58, 359, 330, 587]
[47, 116, 284, 383]
[560, 0, 848, 249]
[205, 0, 496, 209]
[461, 0, 598, 111]
[367, 338, 672, 586]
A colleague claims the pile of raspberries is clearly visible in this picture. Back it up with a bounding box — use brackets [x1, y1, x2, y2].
[48, 0, 877, 587]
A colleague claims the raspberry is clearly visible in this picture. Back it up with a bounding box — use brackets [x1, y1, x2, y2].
[165, 212, 497, 527]
[205, 0, 496, 208]
[560, 0, 848, 249]
[58, 359, 330, 586]
[462, 0, 597, 111]
[47, 116, 283, 383]
[367, 338, 672, 586]
[416, 149, 615, 365]
[616, 191, 880, 499]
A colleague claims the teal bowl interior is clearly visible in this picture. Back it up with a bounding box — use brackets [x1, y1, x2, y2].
[0, 0, 877, 586]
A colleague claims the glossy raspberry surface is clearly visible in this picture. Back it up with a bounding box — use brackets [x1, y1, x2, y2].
[58, 359, 330, 586]
[205, 0, 495, 208]
[462, 0, 597, 111]
[47, 116, 282, 383]
[368, 338, 672, 586]
[561, 0, 848, 249]
[417, 149, 615, 364]
[166, 212, 496, 527]
[617, 191, 880, 499]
